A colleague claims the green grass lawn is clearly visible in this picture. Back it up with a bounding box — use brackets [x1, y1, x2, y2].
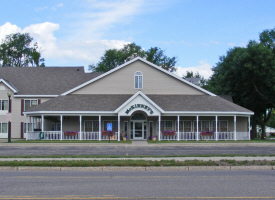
[147, 139, 275, 143]
[0, 159, 274, 167]
[0, 154, 274, 158]
[9, 140, 131, 143]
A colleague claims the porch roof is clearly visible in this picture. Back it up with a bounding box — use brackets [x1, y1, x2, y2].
[25, 94, 253, 114]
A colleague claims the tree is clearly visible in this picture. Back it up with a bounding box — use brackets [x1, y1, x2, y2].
[0, 33, 45, 67]
[182, 71, 208, 88]
[90, 43, 177, 73]
[207, 29, 275, 139]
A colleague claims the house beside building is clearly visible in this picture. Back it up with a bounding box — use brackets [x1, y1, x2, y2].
[0, 57, 253, 141]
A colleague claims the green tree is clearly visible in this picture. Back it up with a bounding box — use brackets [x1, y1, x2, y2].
[90, 43, 177, 72]
[0, 33, 45, 67]
[182, 71, 208, 88]
[207, 31, 275, 139]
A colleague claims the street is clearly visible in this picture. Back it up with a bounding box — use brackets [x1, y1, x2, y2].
[0, 170, 274, 199]
[0, 143, 274, 156]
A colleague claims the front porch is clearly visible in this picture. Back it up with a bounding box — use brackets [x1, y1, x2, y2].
[25, 113, 251, 141]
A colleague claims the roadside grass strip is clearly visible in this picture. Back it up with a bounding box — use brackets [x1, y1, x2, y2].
[148, 139, 275, 143]
[9, 140, 132, 143]
[0, 159, 274, 167]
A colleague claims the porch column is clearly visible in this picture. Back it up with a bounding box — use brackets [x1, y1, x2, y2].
[234, 115, 237, 141]
[118, 115, 120, 141]
[60, 115, 63, 140]
[99, 115, 101, 141]
[79, 115, 82, 140]
[248, 115, 251, 140]
[196, 115, 199, 141]
[32, 117, 34, 132]
[28, 116, 31, 132]
[41, 115, 44, 132]
[158, 115, 161, 141]
[215, 116, 218, 141]
[177, 115, 180, 141]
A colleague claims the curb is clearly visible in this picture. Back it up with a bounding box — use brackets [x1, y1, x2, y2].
[0, 166, 274, 171]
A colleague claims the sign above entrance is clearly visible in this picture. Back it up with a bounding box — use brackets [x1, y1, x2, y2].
[125, 104, 154, 115]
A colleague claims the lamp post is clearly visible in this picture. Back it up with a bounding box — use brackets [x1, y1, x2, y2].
[7, 90, 12, 143]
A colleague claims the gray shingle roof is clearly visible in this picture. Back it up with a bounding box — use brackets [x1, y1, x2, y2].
[0, 67, 102, 95]
[26, 94, 252, 113]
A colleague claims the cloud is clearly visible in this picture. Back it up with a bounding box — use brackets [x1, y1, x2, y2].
[0, 22, 129, 69]
[0, 22, 22, 41]
[52, 3, 64, 11]
[175, 60, 213, 79]
[0, 1, 170, 69]
[34, 6, 48, 12]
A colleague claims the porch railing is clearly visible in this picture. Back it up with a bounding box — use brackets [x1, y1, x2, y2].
[26, 131, 118, 140]
[161, 132, 250, 141]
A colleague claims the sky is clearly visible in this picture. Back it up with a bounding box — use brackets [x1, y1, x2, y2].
[0, 0, 274, 78]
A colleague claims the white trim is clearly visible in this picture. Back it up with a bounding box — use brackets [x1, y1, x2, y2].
[162, 111, 254, 115]
[115, 91, 164, 113]
[99, 115, 101, 141]
[177, 115, 180, 141]
[14, 95, 58, 98]
[234, 115, 237, 141]
[24, 111, 115, 115]
[118, 115, 120, 141]
[158, 115, 161, 141]
[0, 79, 18, 93]
[61, 57, 216, 96]
[248, 116, 250, 140]
[196, 116, 199, 141]
[60, 115, 63, 140]
[79, 115, 82, 140]
[215, 116, 218, 141]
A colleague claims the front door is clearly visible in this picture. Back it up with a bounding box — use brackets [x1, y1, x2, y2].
[134, 121, 143, 139]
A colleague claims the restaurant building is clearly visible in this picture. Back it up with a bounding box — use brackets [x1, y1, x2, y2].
[1, 57, 253, 141]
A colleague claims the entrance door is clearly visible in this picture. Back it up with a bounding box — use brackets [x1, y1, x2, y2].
[134, 121, 143, 139]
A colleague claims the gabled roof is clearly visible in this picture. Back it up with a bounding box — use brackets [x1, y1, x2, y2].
[61, 57, 216, 96]
[114, 91, 164, 113]
[0, 67, 102, 96]
[0, 78, 18, 93]
[24, 94, 253, 115]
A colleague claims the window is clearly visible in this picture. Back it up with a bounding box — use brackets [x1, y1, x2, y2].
[0, 100, 8, 111]
[24, 100, 38, 111]
[24, 123, 32, 133]
[134, 71, 143, 89]
[193, 121, 210, 132]
[0, 123, 8, 133]
[212, 121, 228, 132]
[159, 120, 173, 132]
[131, 113, 146, 120]
[176, 121, 192, 132]
[84, 121, 99, 132]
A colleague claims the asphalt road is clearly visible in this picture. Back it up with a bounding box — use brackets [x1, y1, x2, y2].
[0, 143, 275, 156]
[0, 170, 274, 199]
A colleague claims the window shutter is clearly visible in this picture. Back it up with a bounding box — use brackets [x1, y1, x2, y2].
[21, 99, 24, 116]
[21, 122, 24, 138]
[9, 99, 12, 113]
[38, 99, 41, 105]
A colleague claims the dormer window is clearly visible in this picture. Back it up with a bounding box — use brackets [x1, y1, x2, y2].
[134, 71, 143, 89]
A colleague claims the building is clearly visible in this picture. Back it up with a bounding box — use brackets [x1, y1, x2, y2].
[1, 57, 253, 141]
